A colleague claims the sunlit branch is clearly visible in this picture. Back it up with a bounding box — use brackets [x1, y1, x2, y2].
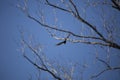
[47, 33, 111, 46]
[22, 39, 48, 69]
[18, 0, 120, 80]
[17, 0, 120, 49]
[21, 36, 62, 80]
[44, 0, 120, 50]
[23, 54, 62, 80]
[18, 0, 120, 49]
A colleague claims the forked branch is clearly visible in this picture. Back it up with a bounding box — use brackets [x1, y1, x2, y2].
[91, 57, 120, 79]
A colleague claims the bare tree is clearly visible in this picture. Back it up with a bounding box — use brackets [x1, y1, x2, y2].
[18, 0, 120, 80]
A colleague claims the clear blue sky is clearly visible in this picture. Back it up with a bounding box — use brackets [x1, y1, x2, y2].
[0, 0, 36, 80]
[0, 0, 120, 80]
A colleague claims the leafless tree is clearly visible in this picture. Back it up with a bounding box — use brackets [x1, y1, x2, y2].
[18, 0, 120, 80]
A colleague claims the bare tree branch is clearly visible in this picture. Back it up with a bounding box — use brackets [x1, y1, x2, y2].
[45, 0, 71, 13]
[20, 34, 62, 80]
[27, 12, 120, 49]
[22, 39, 48, 69]
[23, 0, 120, 49]
[97, 57, 111, 69]
[91, 57, 120, 79]
[27, 14, 101, 40]
[111, 0, 120, 11]
[24, 54, 62, 80]
[18, 0, 120, 80]
[46, 0, 105, 39]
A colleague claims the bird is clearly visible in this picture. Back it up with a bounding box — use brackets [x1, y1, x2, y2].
[56, 39, 66, 46]
[56, 34, 70, 46]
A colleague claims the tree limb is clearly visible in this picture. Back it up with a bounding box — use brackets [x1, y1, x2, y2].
[111, 0, 120, 11]
[91, 57, 120, 79]
[44, 0, 120, 50]
[24, 54, 62, 80]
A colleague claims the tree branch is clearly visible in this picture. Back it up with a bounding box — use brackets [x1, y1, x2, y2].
[22, 38, 48, 69]
[111, 0, 120, 11]
[21, 34, 62, 80]
[24, 55, 62, 80]
[44, 0, 120, 49]
[46, 0, 105, 39]
[27, 14, 102, 40]
[45, 0, 71, 13]
[91, 57, 120, 79]
[28, 13, 120, 49]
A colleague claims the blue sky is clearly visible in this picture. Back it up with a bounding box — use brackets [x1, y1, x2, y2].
[0, 0, 36, 80]
[0, 0, 120, 80]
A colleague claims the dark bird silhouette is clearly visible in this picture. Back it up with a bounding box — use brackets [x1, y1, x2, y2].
[56, 34, 70, 46]
[56, 40, 66, 46]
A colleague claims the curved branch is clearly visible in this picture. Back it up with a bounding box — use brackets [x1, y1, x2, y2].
[27, 14, 102, 40]
[24, 55, 62, 80]
[19, 0, 120, 50]
[22, 38, 48, 69]
[28, 13, 120, 49]
[91, 66, 120, 79]
[97, 57, 111, 69]
[46, 0, 71, 13]
[91, 68, 109, 79]
[111, 0, 120, 11]
[21, 35, 62, 80]
[45, 0, 105, 39]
